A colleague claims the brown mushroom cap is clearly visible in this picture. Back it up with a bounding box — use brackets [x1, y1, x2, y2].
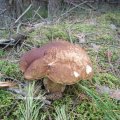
[20, 40, 69, 73]
[21, 40, 93, 85]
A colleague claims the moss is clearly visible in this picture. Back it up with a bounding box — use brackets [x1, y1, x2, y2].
[105, 12, 120, 26]
[44, 26, 69, 40]
[93, 73, 119, 87]
[28, 24, 71, 46]
[0, 90, 12, 107]
[28, 23, 97, 46]
[72, 24, 96, 33]
[75, 102, 103, 120]
[52, 95, 72, 107]
[0, 50, 6, 57]
[96, 33, 113, 41]
[0, 61, 20, 78]
[0, 91, 24, 120]
[0, 90, 13, 119]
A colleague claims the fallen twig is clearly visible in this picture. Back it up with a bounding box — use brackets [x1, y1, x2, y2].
[56, 1, 88, 22]
[15, 4, 32, 24]
[81, 0, 97, 10]
[0, 9, 7, 15]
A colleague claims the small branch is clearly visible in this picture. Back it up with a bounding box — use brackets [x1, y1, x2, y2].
[0, 9, 7, 15]
[15, 4, 32, 24]
[81, 0, 97, 10]
[56, 1, 88, 22]
[33, 6, 41, 19]
[34, 10, 46, 22]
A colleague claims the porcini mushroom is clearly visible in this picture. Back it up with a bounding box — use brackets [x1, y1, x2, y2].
[20, 40, 93, 98]
[20, 40, 69, 73]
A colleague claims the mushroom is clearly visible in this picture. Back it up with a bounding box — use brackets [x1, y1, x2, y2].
[20, 40, 69, 73]
[20, 40, 93, 98]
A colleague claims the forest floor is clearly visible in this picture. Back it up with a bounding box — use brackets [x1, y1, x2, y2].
[0, 4, 120, 120]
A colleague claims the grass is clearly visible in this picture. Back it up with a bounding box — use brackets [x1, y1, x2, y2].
[78, 83, 120, 120]
[0, 4, 120, 120]
[19, 82, 45, 120]
[54, 105, 68, 120]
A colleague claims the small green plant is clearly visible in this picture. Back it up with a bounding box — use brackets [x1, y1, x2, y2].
[19, 82, 45, 120]
[54, 105, 68, 120]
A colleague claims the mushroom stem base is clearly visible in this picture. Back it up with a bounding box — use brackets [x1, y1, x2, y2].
[43, 78, 66, 93]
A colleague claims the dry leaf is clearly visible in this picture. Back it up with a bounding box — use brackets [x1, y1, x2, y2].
[110, 90, 120, 100]
[96, 85, 120, 100]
